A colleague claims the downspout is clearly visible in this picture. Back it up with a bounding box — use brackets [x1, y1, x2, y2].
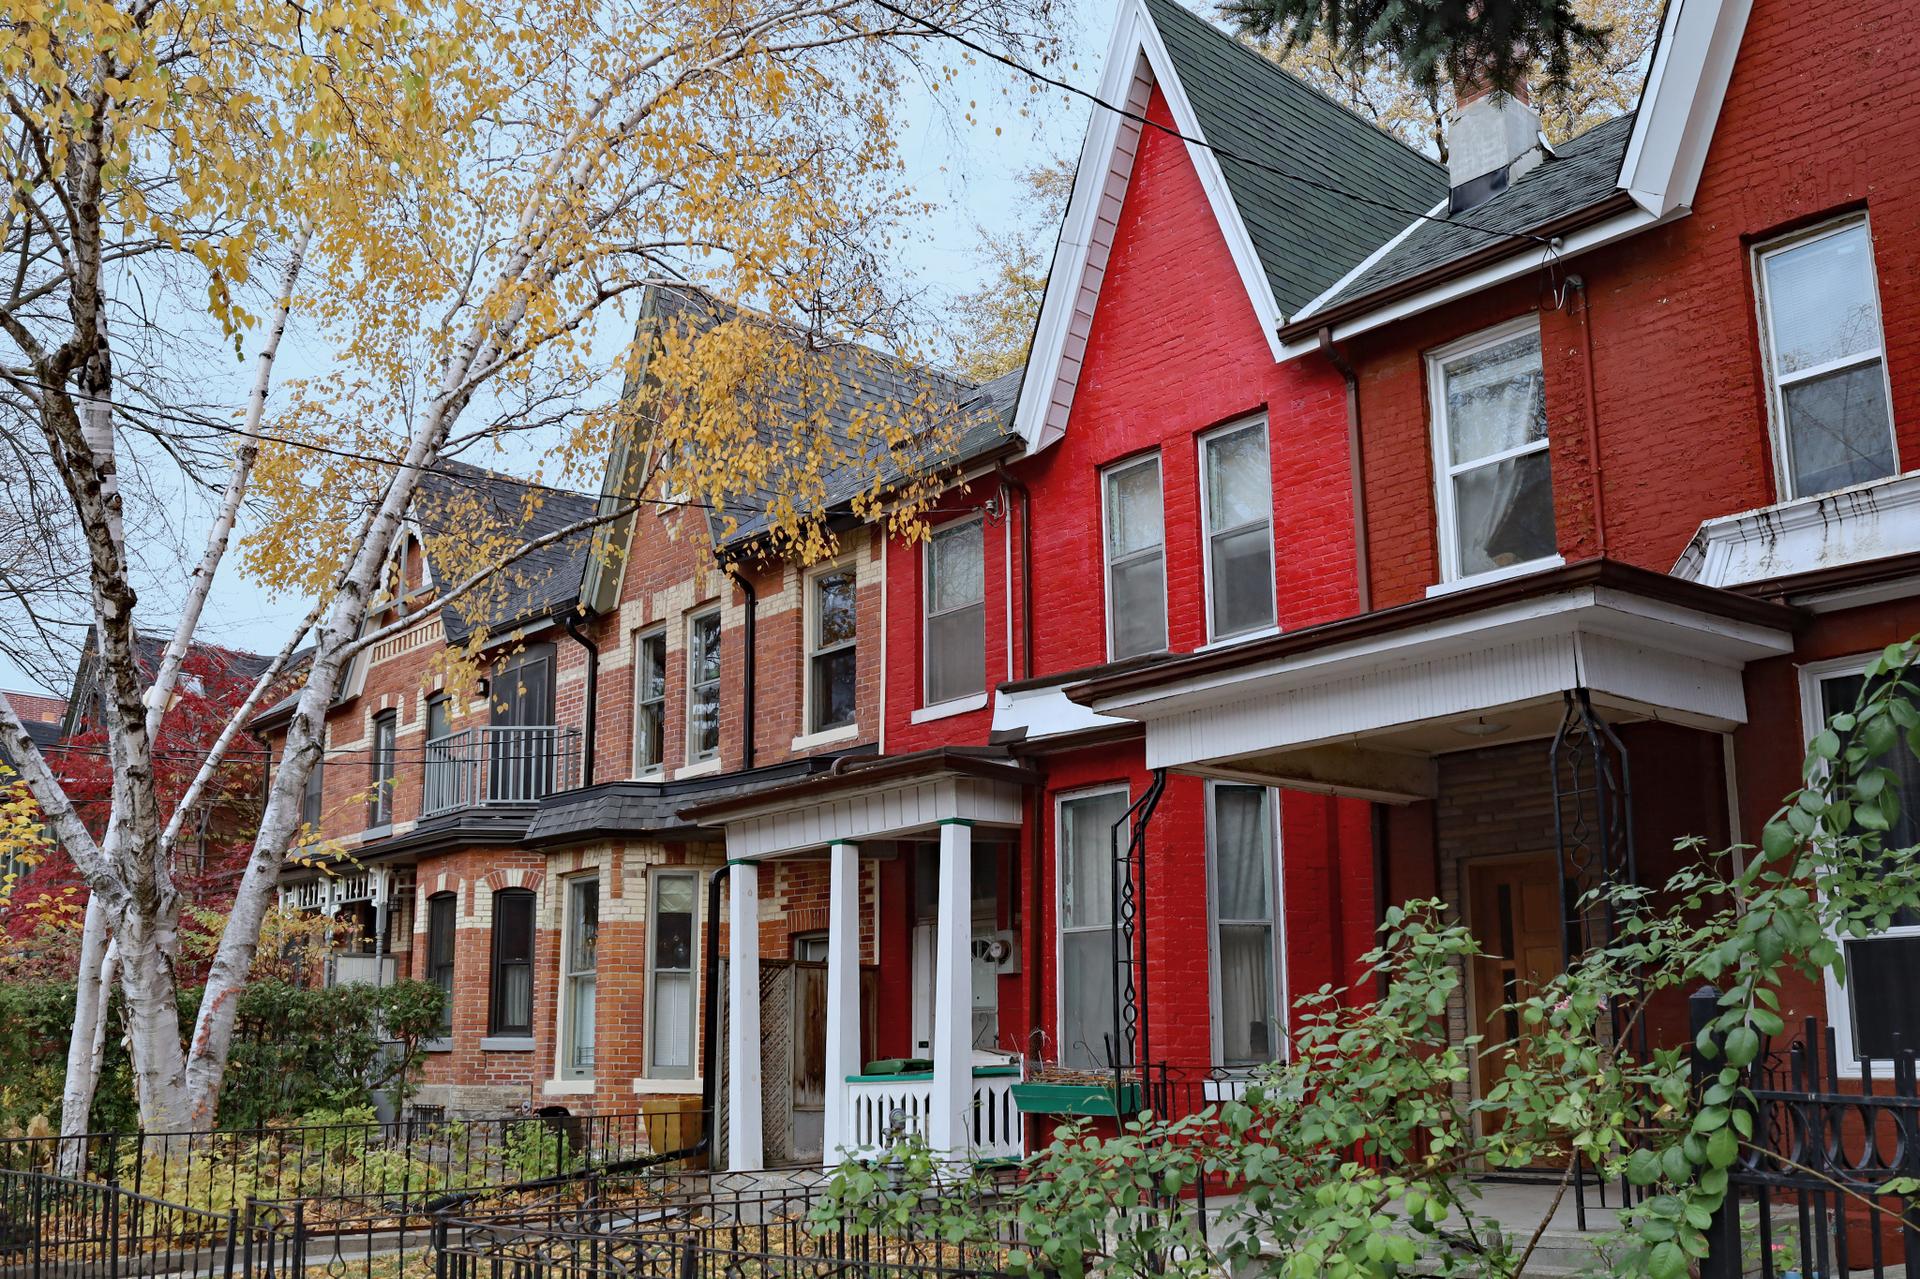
[723, 561, 758, 771]
[561, 613, 598, 787]
[1317, 328, 1372, 614]
[1566, 276, 1609, 558]
[991, 464, 1033, 679]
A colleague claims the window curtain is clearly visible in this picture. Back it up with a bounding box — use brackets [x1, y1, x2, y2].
[1212, 786, 1277, 1066]
[1447, 335, 1550, 573]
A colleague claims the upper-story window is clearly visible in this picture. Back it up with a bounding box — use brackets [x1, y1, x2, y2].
[687, 609, 721, 763]
[299, 740, 325, 832]
[923, 519, 985, 706]
[1200, 418, 1276, 640]
[807, 566, 857, 733]
[1428, 318, 1556, 584]
[367, 710, 398, 827]
[1103, 454, 1167, 659]
[634, 629, 666, 775]
[1756, 216, 1896, 500]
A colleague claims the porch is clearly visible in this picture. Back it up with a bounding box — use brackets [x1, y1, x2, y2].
[681, 749, 1040, 1169]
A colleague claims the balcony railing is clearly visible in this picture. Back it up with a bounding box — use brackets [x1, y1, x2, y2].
[421, 725, 582, 817]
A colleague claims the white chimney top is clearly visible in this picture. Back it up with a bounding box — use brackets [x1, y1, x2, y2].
[1447, 88, 1547, 213]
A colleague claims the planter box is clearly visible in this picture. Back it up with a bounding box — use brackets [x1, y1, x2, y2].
[1009, 1081, 1142, 1117]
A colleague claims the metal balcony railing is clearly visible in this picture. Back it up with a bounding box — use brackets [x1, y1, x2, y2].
[421, 725, 582, 817]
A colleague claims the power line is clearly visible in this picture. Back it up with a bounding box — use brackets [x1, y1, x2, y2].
[866, 0, 1554, 247]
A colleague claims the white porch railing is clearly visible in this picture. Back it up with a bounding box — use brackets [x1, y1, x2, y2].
[841, 1068, 1021, 1161]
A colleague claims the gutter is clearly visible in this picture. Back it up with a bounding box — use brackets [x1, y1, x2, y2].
[561, 612, 599, 787]
[1316, 328, 1371, 614]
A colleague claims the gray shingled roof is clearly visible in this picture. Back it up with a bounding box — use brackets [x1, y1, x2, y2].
[1142, 0, 1449, 316]
[1311, 111, 1637, 312]
[411, 458, 599, 644]
[626, 286, 1020, 550]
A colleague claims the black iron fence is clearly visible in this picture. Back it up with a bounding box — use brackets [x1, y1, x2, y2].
[1706, 1010, 1920, 1279]
[0, 1169, 303, 1279]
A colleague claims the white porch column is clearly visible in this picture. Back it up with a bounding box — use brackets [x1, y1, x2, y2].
[822, 841, 861, 1167]
[726, 861, 763, 1172]
[929, 820, 972, 1158]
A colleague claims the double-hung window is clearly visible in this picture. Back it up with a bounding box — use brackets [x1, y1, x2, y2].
[1429, 319, 1556, 583]
[647, 871, 698, 1077]
[1200, 420, 1275, 640]
[924, 520, 985, 706]
[1209, 784, 1282, 1067]
[299, 740, 325, 833]
[1103, 455, 1167, 659]
[807, 567, 857, 733]
[561, 876, 598, 1078]
[368, 710, 398, 828]
[1756, 216, 1896, 500]
[489, 887, 535, 1038]
[634, 630, 666, 775]
[425, 893, 456, 1034]
[1808, 659, 1920, 1069]
[1058, 788, 1130, 1069]
[687, 610, 721, 763]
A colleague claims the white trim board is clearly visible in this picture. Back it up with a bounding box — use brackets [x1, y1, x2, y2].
[1672, 470, 1920, 594]
[1617, 0, 1754, 217]
[1012, 0, 1285, 458]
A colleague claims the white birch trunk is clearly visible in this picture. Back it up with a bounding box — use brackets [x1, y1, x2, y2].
[57, 897, 111, 1174]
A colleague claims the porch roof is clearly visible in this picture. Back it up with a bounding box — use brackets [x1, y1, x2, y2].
[677, 747, 1039, 860]
[1066, 559, 1802, 801]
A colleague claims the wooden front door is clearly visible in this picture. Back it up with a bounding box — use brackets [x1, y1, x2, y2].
[1467, 856, 1565, 1103]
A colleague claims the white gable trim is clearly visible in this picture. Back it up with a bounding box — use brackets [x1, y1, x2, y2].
[1618, 0, 1752, 217]
[1013, 0, 1285, 455]
[1289, 198, 1447, 327]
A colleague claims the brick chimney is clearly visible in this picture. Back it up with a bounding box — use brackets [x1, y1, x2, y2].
[1446, 76, 1547, 213]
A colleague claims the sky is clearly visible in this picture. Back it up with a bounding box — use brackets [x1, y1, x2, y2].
[0, 0, 1107, 699]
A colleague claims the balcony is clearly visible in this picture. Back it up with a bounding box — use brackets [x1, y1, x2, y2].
[422, 725, 583, 817]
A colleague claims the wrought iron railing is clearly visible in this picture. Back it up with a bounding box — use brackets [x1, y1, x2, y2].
[422, 725, 582, 816]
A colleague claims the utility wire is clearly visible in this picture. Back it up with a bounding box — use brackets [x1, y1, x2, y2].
[866, 0, 1555, 248]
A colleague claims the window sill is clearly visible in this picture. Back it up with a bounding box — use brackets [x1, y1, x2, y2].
[910, 692, 987, 724]
[631, 1077, 704, 1095]
[632, 766, 665, 781]
[479, 1036, 534, 1052]
[542, 1078, 596, 1096]
[675, 758, 722, 781]
[1197, 625, 1280, 653]
[791, 723, 860, 752]
[1425, 554, 1565, 599]
[360, 823, 394, 842]
[422, 1037, 453, 1054]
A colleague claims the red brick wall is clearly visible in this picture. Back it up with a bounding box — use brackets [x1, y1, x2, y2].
[1349, 0, 1920, 605]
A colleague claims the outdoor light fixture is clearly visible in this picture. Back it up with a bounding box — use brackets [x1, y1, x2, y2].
[1453, 717, 1507, 737]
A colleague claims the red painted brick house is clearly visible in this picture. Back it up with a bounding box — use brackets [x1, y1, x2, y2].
[1073, 0, 1920, 1119]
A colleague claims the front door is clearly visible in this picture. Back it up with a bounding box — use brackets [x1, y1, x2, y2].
[1467, 856, 1565, 1107]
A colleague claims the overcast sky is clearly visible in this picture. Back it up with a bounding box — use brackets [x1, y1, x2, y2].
[0, 0, 1104, 699]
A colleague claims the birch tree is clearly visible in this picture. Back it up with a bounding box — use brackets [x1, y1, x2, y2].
[0, 0, 1053, 1135]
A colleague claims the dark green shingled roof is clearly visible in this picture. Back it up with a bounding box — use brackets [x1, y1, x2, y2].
[1143, 0, 1449, 316]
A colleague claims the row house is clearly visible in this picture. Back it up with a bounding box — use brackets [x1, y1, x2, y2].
[278, 0, 1920, 1173]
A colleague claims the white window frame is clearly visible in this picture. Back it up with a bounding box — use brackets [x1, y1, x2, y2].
[1753, 213, 1898, 501]
[1101, 452, 1168, 661]
[686, 609, 721, 765]
[1204, 781, 1288, 1070]
[1054, 784, 1131, 1070]
[556, 872, 599, 1081]
[645, 867, 702, 1080]
[1802, 652, 1920, 1077]
[921, 515, 986, 710]
[632, 627, 667, 777]
[803, 559, 859, 735]
[1197, 416, 1277, 643]
[1425, 315, 1561, 589]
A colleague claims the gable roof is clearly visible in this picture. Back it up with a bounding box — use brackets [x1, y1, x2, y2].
[581, 284, 1019, 608]
[1282, 0, 1752, 344]
[411, 458, 599, 646]
[1012, 0, 1446, 454]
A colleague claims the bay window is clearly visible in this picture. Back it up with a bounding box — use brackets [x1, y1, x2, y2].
[647, 871, 698, 1078]
[687, 610, 721, 763]
[368, 710, 397, 827]
[1429, 318, 1556, 583]
[561, 876, 598, 1078]
[1756, 216, 1896, 499]
[1200, 419, 1275, 639]
[634, 629, 666, 774]
[1103, 454, 1167, 659]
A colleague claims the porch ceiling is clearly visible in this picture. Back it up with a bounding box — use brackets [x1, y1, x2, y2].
[1070, 560, 1799, 801]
